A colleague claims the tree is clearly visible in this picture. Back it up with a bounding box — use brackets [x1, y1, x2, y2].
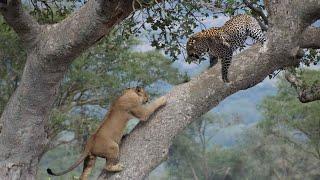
[1, 0, 320, 179]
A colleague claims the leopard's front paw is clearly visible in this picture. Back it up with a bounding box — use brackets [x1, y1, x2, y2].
[222, 76, 230, 83]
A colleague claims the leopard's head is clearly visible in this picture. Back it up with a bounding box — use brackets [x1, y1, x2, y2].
[186, 36, 207, 64]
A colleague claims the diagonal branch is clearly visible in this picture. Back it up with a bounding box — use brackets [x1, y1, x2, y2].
[284, 71, 303, 88]
[285, 71, 320, 103]
[299, 85, 320, 103]
[300, 26, 320, 49]
[0, 0, 41, 48]
[99, 41, 300, 179]
[39, 0, 162, 64]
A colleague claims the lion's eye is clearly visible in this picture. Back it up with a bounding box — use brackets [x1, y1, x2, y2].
[135, 86, 143, 93]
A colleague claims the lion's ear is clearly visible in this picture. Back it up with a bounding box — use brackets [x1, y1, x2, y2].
[135, 86, 142, 93]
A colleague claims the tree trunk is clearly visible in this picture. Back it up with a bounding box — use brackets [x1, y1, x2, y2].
[0, 53, 68, 178]
[188, 162, 199, 180]
[0, 34, 97, 179]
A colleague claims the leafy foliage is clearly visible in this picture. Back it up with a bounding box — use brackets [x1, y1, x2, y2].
[259, 72, 320, 159]
[236, 128, 320, 179]
[166, 113, 243, 179]
[166, 108, 320, 180]
[301, 49, 320, 66]
[165, 71, 320, 179]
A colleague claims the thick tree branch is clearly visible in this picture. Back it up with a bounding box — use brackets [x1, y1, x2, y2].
[300, 27, 320, 49]
[39, 0, 129, 61]
[299, 0, 320, 24]
[285, 71, 320, 103]
[39, 0, 161, 63]
[0, 0, 40, 48]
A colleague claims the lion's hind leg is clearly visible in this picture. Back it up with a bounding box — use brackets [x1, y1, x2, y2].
[80, 155, 96, 180]
[93, 139, 124, 172]
[104, 140, 124, 172]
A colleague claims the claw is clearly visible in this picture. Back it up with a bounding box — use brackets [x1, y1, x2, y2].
[222, 76, 230, 83]
[105, 163, 125, 172]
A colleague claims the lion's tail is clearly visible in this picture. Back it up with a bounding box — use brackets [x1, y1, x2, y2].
[47, 150, 89, 176]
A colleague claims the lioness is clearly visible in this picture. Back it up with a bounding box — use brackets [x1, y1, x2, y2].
[47, 87, 167, 179]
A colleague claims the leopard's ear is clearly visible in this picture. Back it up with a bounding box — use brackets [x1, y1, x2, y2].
[188, 38, 196, 45]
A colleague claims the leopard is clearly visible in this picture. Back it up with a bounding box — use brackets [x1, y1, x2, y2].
[186, 14, 266, 82]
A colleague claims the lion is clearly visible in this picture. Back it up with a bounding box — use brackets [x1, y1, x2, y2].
[47, 87, 167, 180]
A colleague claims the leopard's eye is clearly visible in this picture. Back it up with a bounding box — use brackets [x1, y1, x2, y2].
[191, 53, 200, 59]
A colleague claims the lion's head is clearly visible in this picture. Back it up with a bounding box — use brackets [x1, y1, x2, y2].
[134, 86, 149, 104]
[122, 86, 149, 104]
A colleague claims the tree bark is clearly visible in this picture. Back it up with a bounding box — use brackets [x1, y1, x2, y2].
[0, 0, 319, 179]
[300, 27, 320, 49]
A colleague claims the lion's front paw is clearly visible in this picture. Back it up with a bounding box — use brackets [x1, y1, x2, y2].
[158, 96, 167, 106]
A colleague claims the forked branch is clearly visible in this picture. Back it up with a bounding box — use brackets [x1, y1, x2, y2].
[285, 71, 320, 103]
[0, 0, 40, 48]
[300, 27, 320, 49]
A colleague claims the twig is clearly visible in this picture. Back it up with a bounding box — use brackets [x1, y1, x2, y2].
[285, 71, 320, 103]
[243, 0, 268, 25]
